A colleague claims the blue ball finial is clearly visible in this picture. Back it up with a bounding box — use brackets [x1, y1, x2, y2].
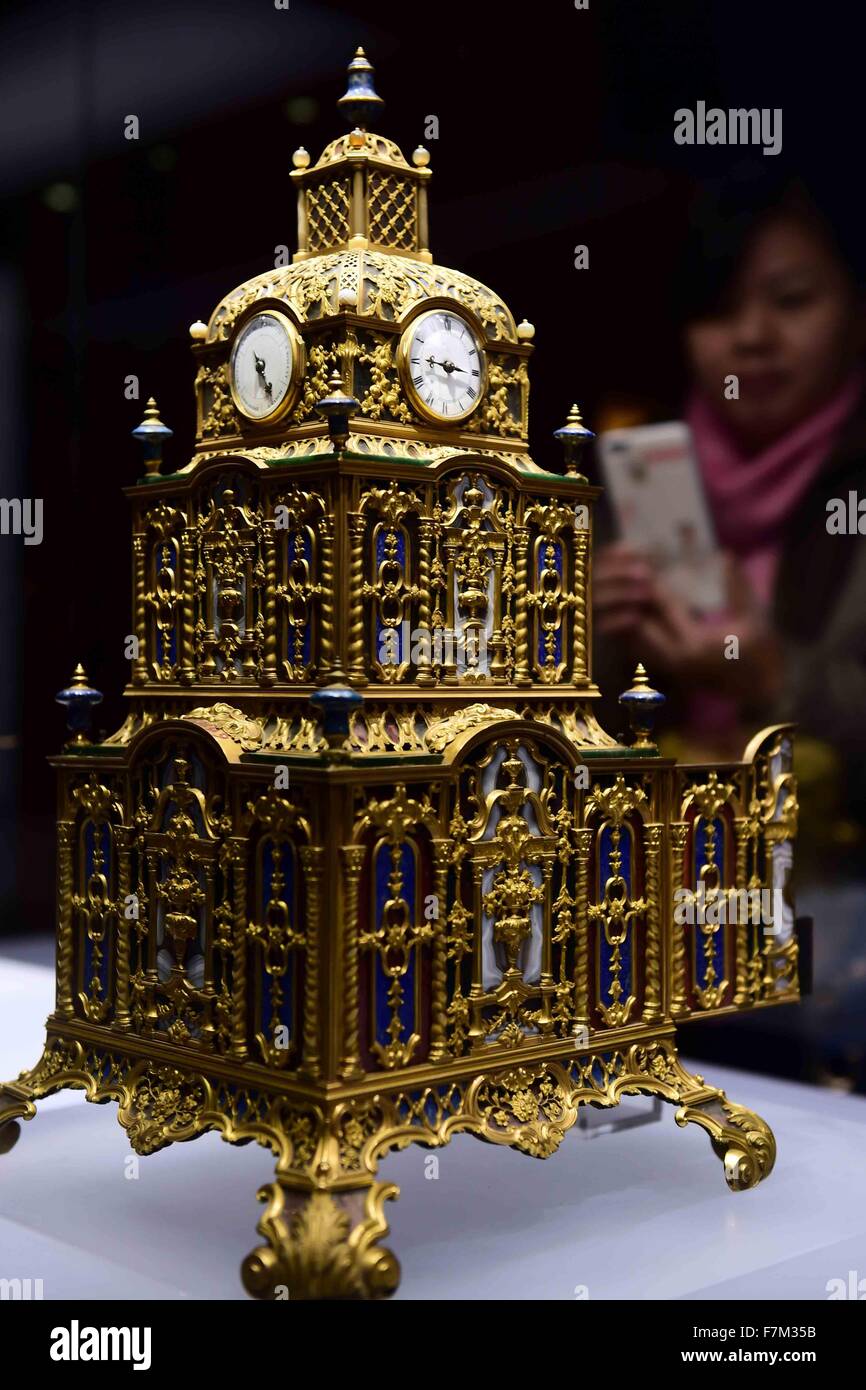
[56, 663, 103, 747]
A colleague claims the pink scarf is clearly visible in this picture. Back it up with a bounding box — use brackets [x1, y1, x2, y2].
[686, 368, 865, 606]
[681, 370, 864, 750]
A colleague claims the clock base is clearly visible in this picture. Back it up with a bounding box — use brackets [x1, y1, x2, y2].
[0, 1027, 775, 1300]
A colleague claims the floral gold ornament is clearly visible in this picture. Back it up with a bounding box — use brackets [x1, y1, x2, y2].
[1, 48, 804, 1301]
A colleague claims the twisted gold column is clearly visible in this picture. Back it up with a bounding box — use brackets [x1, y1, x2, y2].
[229, 840, 248, 1060]
[573, 828, 592, 1027]
[179, 529, 196, 684]
[318, 516, 342, 682]
[114, 827, 133, 1029]
[340, 846, 366, 1079]
[572, 526, 589, 682]
[132, 535, 148, 685]
[299, 846, 323, 1080]
[513, 527, 532, 686]
[733, 817, 751, 1005]
[670, 823, 689, 1015]
[56, 821, 75, 1018]
[262, 527, 279, 685]
[415, 518, 435, 687]
[346, 514, 369, 686]
[642, 824, 663, 1021]
[429, 841, 449, 1060]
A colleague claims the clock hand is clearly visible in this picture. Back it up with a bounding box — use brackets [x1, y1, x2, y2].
[426, 356, 465, 375]
[254, 353, 273, 395]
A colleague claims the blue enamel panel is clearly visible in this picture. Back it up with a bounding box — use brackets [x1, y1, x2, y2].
[694, 817, 726, 986]
[287, 531, 313, 666]
[83, 821, 112, 997]
[694, 817, 725, 880]
[598, 823, 633, 1002]
[375, 530, 407, 666]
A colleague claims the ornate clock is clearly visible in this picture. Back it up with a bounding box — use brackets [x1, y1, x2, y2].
[0, 47, 804, 1302]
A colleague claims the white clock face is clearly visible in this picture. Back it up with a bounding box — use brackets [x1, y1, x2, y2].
[230, 311, 298, 422]
[401, 310, 485, 423]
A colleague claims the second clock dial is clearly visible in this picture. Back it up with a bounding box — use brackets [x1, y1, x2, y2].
[399, 309, 486, 424]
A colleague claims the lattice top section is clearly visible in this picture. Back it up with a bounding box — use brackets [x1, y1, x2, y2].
[288, 52, 433, 262]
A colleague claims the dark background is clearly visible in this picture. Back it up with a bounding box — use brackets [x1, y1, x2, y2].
[0, 0, 863, 1081]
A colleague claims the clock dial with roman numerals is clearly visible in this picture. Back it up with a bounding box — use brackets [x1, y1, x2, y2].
[398, 308, 486, 425]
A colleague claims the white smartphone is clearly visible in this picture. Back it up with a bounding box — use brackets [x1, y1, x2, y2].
[597, 420, 725, 613]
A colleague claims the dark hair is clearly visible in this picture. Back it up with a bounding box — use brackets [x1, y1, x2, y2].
[672, 163, 863, 325]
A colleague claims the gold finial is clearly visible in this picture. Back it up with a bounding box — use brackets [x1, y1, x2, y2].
[517, 318, 535, 341]
[70, 662, 90, 688]
[632, 662, 649, 688]
[189, 319, 207, 341]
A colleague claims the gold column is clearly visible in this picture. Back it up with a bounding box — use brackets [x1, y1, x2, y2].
[572, 526, 589, 682]
[346, 514, 368, 685]
[262, 527, 278, 685]
[299, 846, 323, 1080]
[538, 854, 555, 1030]
[642, 824, 663, 1021]
[317, 515, 340, 682]
[429, 841, 449, 1060]
[114, 827, 133, 1029]
[349, 162, 367, 247]
[179, 528, 196, 685]
[229, 839, 248, 1060]
[415, 518, 434, 687]
[132, 534, 148, 685]
[56, 821, 75, 1018]
[339, 845, 366, 1079]
[670, 823, 689, 1015]
[513, 528, 532, 686]
[573, 828, 592, 1027]
[733, 818, 751, 1005]
[467, 859, 486, 1045]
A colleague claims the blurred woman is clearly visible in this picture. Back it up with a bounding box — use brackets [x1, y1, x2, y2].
[594, 173, 866, 864]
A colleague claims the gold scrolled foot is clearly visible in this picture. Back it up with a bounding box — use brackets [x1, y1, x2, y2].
[241, 1178, 401, 1301]
[0, 1084, 37, 1156]
[673, 1073, 776, 1192]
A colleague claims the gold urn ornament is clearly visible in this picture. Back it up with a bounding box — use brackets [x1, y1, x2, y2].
[0, 50, 802, 1300]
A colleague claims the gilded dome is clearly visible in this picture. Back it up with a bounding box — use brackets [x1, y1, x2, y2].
[206, 249, 519, 347]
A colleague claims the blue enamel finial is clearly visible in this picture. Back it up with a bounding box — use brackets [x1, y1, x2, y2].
[316, 370, 359, 450]
[132, 396, 172, 479]
[619, 663, 665, 751]
[554, 403, 594, 480]
[310, 684, 363, 760]
[337, 47, 385, 130]
[56, 663, 103, 747]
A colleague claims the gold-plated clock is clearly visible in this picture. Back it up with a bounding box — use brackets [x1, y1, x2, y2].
[398, 307, 487, 425]
[229, 309, 304, 424]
